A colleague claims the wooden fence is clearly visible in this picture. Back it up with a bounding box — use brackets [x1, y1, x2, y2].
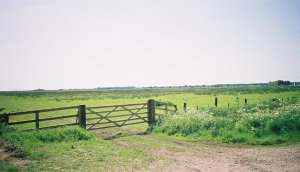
[0, 105, 80, 131]
[0, 99, 177, 131]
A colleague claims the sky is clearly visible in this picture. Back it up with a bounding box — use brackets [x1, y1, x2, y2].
[0, 0, 299, 91]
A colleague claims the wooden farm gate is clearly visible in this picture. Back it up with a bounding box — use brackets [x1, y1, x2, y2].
[85, 100, 155, 130]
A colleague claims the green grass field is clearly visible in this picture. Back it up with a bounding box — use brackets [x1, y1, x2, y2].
[0, 86, 300, 171]
[1, 86, 299, 112]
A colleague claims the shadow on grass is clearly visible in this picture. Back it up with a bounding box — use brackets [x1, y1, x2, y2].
[104, 131, 149, 140]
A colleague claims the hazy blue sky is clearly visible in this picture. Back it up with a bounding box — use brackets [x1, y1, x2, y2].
[0, 0, 299, 90]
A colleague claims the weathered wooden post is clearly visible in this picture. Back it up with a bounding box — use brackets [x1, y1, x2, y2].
[245, 98, 247, 105]
[174, 105, 178, 112]
[165, 104, 168, 115]
[5, 114, 9, 125]
[236, 97, 240, 107]
[78, 105, 86, 129]
[35, 112, 39, 130]
[183, 103, 187, 112]
[147, 99, 155, 125]
[215, 97, 218, 107]
[1, 113, 9, 125]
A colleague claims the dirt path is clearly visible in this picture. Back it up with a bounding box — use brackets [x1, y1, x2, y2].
[146, 141, 300, 172]
[0, 140, 28, 169]
[95, 128, 300, 172]
[104, 130, 300, 172]
[0, 148, 10, 161]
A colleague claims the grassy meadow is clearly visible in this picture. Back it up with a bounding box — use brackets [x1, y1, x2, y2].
[0, 86, 300, 171]
[1, 86, 299, 112]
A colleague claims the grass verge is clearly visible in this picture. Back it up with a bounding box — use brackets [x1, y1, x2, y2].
[0, 126, 157, 171]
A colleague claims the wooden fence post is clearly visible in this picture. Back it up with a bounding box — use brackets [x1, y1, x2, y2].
[5, 114, 9, 125]
[174, 105, 178, 112]
[147, 99, 155, 125]
[215, 97, 218, 107]
[245, 98, 247, 105]
[165, 104, 168, 115]
[183, 103, 187, 112]
[35, 112, 39, 130]
[1, 114, 9, 125]
[78, 105, 86, 129]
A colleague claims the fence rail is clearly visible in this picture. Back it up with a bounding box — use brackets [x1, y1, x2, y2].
[0, 105, 80, 130]
[5, 106, 79, 116]
[0, 99, 177, 131]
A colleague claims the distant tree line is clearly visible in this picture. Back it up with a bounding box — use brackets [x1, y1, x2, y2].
[28, 81, 297, 92]
[269, 80, 291, 86]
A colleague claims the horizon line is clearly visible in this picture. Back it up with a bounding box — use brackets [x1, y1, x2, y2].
[1, 81, 299, 92]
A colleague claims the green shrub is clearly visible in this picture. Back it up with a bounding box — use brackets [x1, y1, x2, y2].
[0, 126, 94, 158]
[34, 127, 94, 142]
[0, 160, 21, 172]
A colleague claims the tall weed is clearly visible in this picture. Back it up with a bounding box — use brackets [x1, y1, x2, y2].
[0, 126, 94, 159]
[153, 102, 300, 145]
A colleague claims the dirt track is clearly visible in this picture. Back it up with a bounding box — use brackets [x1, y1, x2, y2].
[97, 129, 300, 172]
[146, 141, 300, 172]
